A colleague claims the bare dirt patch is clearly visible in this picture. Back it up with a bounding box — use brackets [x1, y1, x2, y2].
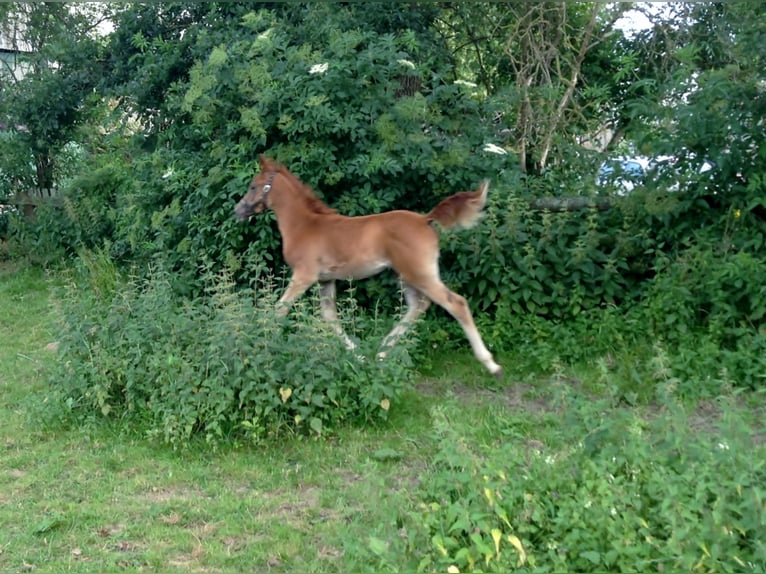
[140, 486, 209, 504]
[416, 378, 554, 415]
[272, 484, 320, 519]
[688, 399, 723, 435]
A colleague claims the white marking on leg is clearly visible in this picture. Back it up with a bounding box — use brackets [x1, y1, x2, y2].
[319, 281, 357, 351]
[379, 285, 430, 358]
[464, 325, 502, 375]
[416, 280, 501, 377]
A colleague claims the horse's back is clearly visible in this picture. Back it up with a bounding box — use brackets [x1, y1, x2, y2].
[305, 209, 438, 281]
[322, 209, 434, 242]
[361, 209, 438, 250]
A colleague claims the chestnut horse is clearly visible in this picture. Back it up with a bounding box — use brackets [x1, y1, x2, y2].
[234, 156, 502, 378]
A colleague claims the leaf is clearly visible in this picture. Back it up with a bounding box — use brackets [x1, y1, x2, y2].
[33, 513, 64, 535]
[432, 535, 448, 557]
[279, 387, 292, 403]
[447, 566, 460, 574]
[309, 417, 322, 435]
[380, 398, 391, 411]
[416, 556, 432, 573]
[491, 528, 502, 555]
[507, 534, 527, 566]
[580, 550, 601, 564]
[368, 536, 388, 556]
[496, 508, 512, 529]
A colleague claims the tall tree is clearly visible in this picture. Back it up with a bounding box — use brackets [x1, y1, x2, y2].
[436, 2, 634, 175]
[0, 2, 107, 197]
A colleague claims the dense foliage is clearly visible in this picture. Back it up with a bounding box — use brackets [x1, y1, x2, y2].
[385, 399, 766, 572]
[0, 3, 106, 195]
[0, 2, 763, 405]
[49, 251, 413, 445]
[3, 5, 766, 570]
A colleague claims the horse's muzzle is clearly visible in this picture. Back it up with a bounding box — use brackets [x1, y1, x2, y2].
[234, 203, 251, 221]
[235, 201, 267, 221]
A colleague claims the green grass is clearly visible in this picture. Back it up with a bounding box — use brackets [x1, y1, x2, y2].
[1, 263, 764, 573]
[0, 262, 441, 572]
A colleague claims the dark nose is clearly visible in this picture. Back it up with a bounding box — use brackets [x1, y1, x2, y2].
[234, 203, 248, 221]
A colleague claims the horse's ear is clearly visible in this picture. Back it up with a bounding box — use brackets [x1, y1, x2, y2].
[259, 155, 280, 172]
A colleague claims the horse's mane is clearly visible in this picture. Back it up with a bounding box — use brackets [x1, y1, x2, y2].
[276, 164, 337, 215]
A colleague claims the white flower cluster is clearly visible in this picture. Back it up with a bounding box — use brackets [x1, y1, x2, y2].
[309, 62, 328, 75]
[483, 143, 508, 155]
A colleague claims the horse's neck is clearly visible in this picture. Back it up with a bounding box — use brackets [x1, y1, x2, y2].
[271, 189, 317, 235]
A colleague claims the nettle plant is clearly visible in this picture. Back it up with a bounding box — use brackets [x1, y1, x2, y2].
[395, 401, 766, 573]
[421, 170, 641, 358]
[49, 259, 413, 446]
[642, 244, 766, 393]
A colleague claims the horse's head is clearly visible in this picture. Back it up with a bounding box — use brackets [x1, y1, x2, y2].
[235, 155, 279, 221]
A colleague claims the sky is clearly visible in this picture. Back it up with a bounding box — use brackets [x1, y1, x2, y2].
[88, 3, 669, 39]
[614, 2, 670, 37]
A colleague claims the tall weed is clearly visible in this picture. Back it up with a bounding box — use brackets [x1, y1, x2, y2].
[47, 263, 414, 446]
[395, 399, 766, 573]
[644, 245, 766, 391]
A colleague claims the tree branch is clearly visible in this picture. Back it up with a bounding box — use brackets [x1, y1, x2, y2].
[537, 3, 602, 170]
[529, 196, 612, 212]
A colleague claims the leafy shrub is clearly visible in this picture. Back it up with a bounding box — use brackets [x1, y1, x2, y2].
[643, 245, 766, 391]
[0, 130, 36, 198]
[647, 246, 766, 344]
[47, 258, 414, 446]
[3, 140, 125, 265]
[95, 5, 515, 303]
[397, 400, 766, 573]
[438, 172, 638, 319]
[4, 203, 72, 266]
[0, 206, 19, 242]
[57, 161, 128, 253]
[479, 302, 648, 374]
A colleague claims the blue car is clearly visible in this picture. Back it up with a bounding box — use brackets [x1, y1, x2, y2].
[597, 157, 650, 194]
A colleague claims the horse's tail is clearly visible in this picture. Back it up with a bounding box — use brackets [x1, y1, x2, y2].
[426, 180, 490, 230]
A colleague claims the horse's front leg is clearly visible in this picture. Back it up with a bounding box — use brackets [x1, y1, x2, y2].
[319, 280, 357, 351]
[276, 275, 315, 317]
[378, 284, 431, 359]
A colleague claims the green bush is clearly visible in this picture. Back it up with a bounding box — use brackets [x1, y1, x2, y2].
[397, 400, 766, 573]
[4, 203, 71, 267]
[47, 256, 414, 446]
[643, 245, 766, 391]
[0, 130, 36, 198]
[3, 141, 124, 265]
[93, 5, 514, 303]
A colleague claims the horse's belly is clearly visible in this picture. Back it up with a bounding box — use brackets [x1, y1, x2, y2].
[318, 258, 390, 281]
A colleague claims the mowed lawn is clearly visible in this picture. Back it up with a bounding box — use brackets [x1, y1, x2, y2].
[2, 262, 764, 573]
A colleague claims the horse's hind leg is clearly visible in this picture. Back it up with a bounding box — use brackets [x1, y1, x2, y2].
[413, 278, 502, 379]
[378, 283, 431, 359]
[319, 280, 357, 351]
